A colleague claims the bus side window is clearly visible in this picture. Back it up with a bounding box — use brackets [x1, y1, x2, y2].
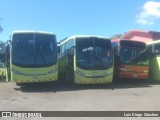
[65, 39, 74, 56]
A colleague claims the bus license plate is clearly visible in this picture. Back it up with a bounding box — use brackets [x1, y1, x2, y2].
[93, 78, 97, 80]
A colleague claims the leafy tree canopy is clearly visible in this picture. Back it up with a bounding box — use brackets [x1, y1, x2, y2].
[0, 41, 6, 54]
[109, 34, 123, 40]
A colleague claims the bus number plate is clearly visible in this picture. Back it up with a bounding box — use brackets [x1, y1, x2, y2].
[92, 78, 97, 80]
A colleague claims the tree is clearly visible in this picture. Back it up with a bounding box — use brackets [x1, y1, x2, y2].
[109, 34, 123, 40]
[0, 41, 6, 54]
[0, 18, 5, 53]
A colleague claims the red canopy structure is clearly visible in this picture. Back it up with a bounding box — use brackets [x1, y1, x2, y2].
[121, 30, 160, 42]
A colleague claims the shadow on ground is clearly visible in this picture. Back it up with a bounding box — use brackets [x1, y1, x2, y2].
[13, 79, 160, 93]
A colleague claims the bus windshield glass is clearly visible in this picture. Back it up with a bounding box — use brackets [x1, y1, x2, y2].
[76, 37, 112, 70]
[120, 41, 148, 65]
[12, 33, 57, 67]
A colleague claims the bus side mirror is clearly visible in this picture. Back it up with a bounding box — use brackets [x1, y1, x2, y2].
[57, 46, 60, 54]
[66, 49, 73, 57]
[66, 49, 70, 55]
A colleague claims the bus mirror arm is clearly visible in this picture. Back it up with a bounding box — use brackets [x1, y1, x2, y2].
[66, 49, 74, 56]
[66, 49, 70, 55]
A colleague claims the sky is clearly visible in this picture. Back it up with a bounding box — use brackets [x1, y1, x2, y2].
[0, 0, 160, 42]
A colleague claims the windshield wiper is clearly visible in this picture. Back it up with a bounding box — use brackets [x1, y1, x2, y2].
[93, 38, 105, 68]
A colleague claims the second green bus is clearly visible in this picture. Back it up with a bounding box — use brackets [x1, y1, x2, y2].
[58, 35, 113, 84]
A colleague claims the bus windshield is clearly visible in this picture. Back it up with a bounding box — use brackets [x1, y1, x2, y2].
[76, 37, 112, 70]
[12, 33, 57, 67]
[120, 41, 148, 65]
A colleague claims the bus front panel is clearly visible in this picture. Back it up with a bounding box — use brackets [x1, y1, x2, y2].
[74, 67, 113, 84]
[11, 32, 58, 83]
[117, 41, 149, 79]
[75, 37, 113, 84]
[11, 64, 58, 83]
[150, 43, 160, 81]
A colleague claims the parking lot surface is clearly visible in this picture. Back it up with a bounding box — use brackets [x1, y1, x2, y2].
[0, 80, 160, 120]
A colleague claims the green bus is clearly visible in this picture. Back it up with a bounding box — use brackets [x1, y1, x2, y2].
[147, 40, 160, 81]
[0, 51, 9, 82]
[58, 35, 113, 84]
[10, 31, 58, 83]
[0, 62, 8, 82]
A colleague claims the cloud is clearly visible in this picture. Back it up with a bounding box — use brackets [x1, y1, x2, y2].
[136, 1, 160, 26]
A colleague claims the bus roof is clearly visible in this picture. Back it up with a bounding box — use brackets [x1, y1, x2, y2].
[146, 40, 160, 45]
[12, 30, 55, 35]
[60, 35, 110, 45]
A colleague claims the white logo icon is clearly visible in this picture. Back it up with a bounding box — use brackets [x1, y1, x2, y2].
[2, 112, 11, 117]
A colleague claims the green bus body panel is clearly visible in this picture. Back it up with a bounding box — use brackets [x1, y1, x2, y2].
[0, 68, 8, 82]
[58, 59, 113, 84]
[74, 50, 113, 84]
[74, 67, 113, 84]
[0, 68, 6, 76]
[10, 31, 58, 83]
[58, 50, 113, 84]
[150, 56, 160, 81]
[11, 64, 58, 83]
[58, 58, 66, 80]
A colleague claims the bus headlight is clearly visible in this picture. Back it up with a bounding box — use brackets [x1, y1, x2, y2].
[119, 68, 128, 71]
[75, 70, 85, 77]
[47, 68, 58, 74]
[12, 69, 23, 75]
[144, 70, 148, 73]
[105, 71, 113, 76]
